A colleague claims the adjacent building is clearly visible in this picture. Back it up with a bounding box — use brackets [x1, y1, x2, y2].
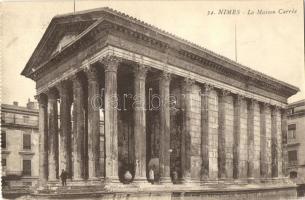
[286, 99, 305, 184]
[1, 100, 39, 187]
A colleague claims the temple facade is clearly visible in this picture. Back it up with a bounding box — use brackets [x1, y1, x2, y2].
[21, 7, 299, 199]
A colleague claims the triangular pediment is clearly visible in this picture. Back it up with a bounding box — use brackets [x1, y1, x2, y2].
[22, 16, 98, 76]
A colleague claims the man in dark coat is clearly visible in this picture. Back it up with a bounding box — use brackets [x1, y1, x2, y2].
[60, 169, 68, 186]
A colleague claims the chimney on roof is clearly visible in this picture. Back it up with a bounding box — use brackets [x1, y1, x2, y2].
[27, 98, 37, 109]
[13, 101, 18, 106]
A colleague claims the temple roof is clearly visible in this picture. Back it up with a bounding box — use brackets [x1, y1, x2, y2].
[21, 7, 299, 97]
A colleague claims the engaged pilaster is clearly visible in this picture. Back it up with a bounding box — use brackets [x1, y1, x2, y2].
[281, 109, 288, 177]
[233, 94, 243, 179]
[218, 89, 231, 179]
[247, 99, 255, 180]
[260, 103, 272, 179]
[133, 64, 149, 183]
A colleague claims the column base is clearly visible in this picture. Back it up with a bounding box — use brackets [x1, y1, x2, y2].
[159, 177, 172, 185]
[247, 177, 260, 184]
[200, 178, 219, 186]
[132, 177, 151, 187]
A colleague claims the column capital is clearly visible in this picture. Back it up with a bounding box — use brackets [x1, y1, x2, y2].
[159, 71, 171, 84]
[234, 94, 244, 105]
[259, 101, 269, 110]
[101, 55, 121, 73]
[86, 65, 99, 82]
[134, 64, 149, 80]
[72, 74, 83, 88]
[56, 80, 70, 96]
[36, 93, 47, 105]
[202, 83, 213, 93]
[219, 88, 230, 97]
[47, 88, 58, 100]
[182, 77, 195, 93]
[271, 105, 280, 115]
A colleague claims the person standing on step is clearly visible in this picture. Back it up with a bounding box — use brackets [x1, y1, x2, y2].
[60, 169, 68, 186]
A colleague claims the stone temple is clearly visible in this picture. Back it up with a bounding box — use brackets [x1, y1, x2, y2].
[21, 7, 299, 199]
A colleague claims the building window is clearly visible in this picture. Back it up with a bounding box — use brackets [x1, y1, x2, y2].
[288, 124, 296, 139]
[288, 150, 298, 165]
[23, 134, 31, 150]
[22, 160, 31, 176]
[23, 115, 29, 123]
[2, 158, 6, 167]
[1, 131, 6, 149]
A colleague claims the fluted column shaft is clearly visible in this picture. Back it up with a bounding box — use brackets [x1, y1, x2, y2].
[281, 110, 288, 176]
[133, 65, 148, 182]
[181, 78, 194, 183]
[38, 94, 48, 184]
[233, 95, 242, 179]
[58, 81, 72, 175]
[201, 84, 210, 180]
[159, 72, 171, 183]
[218, 90, 229, 179]
[271, 106, 282, 178]
[247, 99, 255, 179]
[103, 55, 120, 182]
[47, 90, 59, 181]
[72, 75, 85, 180]
[87, 66, 100, 179]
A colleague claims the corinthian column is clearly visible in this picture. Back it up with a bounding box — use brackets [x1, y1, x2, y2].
[87, 66, 100, 180]
[271, 106, 282, 178]
[102, 55, 120, 182]
[247, 99, 255, 181]
[159, 72, 171, 184]
[72, 75, 85, 180]
[281, 109, 288, 176]
[218, 89, 230, 179]
[181, 77, 194, 183]
[200, 83, 218, 181]
[47, 89, 59, 181]
[233, 94, 242, 179]
[133, 64, 149, 183]
[57, 81, 72, 175]
[37, 94, 48, 184]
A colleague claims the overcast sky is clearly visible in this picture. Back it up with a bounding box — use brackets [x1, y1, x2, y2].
[2, 0, 304, 106]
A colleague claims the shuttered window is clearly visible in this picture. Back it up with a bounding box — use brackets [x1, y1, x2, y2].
[23, 160, 31, 176]
[23, 134, 31, 150]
